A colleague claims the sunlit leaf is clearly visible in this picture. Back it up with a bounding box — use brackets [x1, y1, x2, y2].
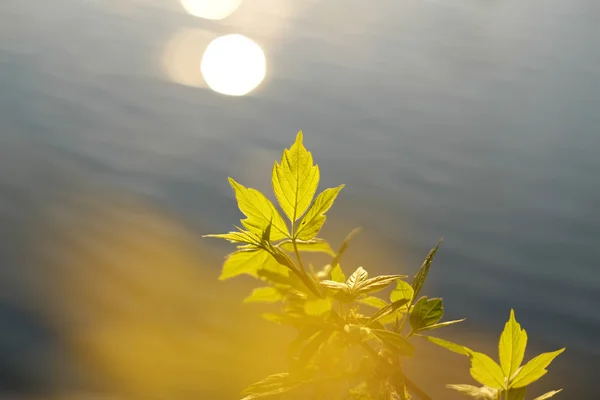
[357, 296, 388, 309]
[272, 131, 320, 223]
[499, 309, 528, 379]
[532, 389, 562, 400]
[331, 227, 361, 269]
[390, 280, 414, 304]
[409, 297, 444, 332]
[368, 298, 410, 325]
[241, 372, 304, 400]
[411, 240, 442, 301]
[298, 329, 333, 365]
[346, 267, 369, 291]
[468, 351, 505, 389]
[219, 248, 276, 280]
[330, 264, 346, 282]
[446, 384, 498, 399]
[279, 238, 335, 255]
[228, 177, 289, 240]
[204, 229, 261, 246]
[510, 348, 565, 388]
[418, 335, 471, 356]
[355, 274, 408, 295]
[319, 280, 348, 290]
[304, 298, 333, 316]
[296, 185, 344, 240]
[243, 286, 283, 303]
[414, 318, 466, 333]
[371, 329, 415, 357]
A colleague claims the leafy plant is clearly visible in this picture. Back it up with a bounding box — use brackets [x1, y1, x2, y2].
[205, 131, 565, 400]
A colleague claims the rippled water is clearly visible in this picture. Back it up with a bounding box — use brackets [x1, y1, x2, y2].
[0, 0, 599, 398]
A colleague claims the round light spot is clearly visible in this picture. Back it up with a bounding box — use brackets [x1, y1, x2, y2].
[200, 34, 266, 96]
[180, 0, 243, 20]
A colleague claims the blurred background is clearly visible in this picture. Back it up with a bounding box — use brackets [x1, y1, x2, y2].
[0, 0, 599, 398]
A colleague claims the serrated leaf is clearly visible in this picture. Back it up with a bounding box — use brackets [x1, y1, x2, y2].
[355, 274, 407, 295]
[272, 131, 320, 223]
[368, 298, 410, 325]
[371, 329, 415, 357]
[296, 185, 344, 240]
[468, 351, 505, 389]
[510, 348, 565, 388]
[499, 309, 528, 380]
[446, 384, 498, 399]
[390, 280, 414, 304]
[415, 318, 466, 333]
[319, 280, 348, 290]
[278, 238, 334, 255]
[347, 267, 369, 291]
[304, 298, 333, 315]
[204, 230, 261, 246]
[409, 297, 444, 332]
[357, 296, 388, 308]
[330, 264, 346, 282]
[418, 335, 471, 355]
[241, 373, 304, 400]
[244, 286, 283, 303]
[532, 389, 562, 400]
[219, 248, 280, 280]
[411, 240, 442, 301]
[228, 178, 289, 240]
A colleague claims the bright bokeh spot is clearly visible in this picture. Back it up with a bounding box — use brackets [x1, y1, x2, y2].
[201, 34, 266, 96]
[180, 0, 243, 20]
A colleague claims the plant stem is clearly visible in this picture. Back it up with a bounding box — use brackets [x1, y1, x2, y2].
[292, 239, 307, 273]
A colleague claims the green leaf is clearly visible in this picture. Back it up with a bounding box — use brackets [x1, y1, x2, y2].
[272, 131, 320, 223]
[510, 348, 565, 388]
[298, 329, 333, 365]
[204, 230, 261, 246]
[355, 274, 408, 295]
[418, 335, 471, 356]
[219, 248, 280, 280]
[468, 351, 506, 389]
[228, 178, 290, 240]
[330, 264, 346, 282]
[296, 185, 344, 240]
[414, 318, 466, 333]
[331, 227, 361, 269]
[346, 266, 369, 292]
[319, 280, 348, 290]
[304, 298, 333, 316]
[499, 309, 528, 380]
[368, 298, 410, 325]
[244, 286, 283, 303]
[532, 389, 562, 400]
[357, 296, 388, 309]
[371, 329, 415, 357]
[505, 387, 527, 400]
[411, 240, 442, 301]
[409, 297, 444, 332]
[241, 373, 304, 400]
[446, 384, 498, 399]
[278, 238, 335, 255]
[390, 280, 414, 304]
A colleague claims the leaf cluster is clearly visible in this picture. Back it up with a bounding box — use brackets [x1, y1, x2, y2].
[205, 132, 565, 400]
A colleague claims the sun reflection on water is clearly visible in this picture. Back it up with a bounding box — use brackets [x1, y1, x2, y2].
[180, 0, 243, 20]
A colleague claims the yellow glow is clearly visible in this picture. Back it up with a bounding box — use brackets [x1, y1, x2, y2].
[201, 34, 266, 96]
[180, 0, 243, 20]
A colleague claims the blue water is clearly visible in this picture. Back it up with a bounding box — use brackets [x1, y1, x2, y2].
[0, 0, 598, 398]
